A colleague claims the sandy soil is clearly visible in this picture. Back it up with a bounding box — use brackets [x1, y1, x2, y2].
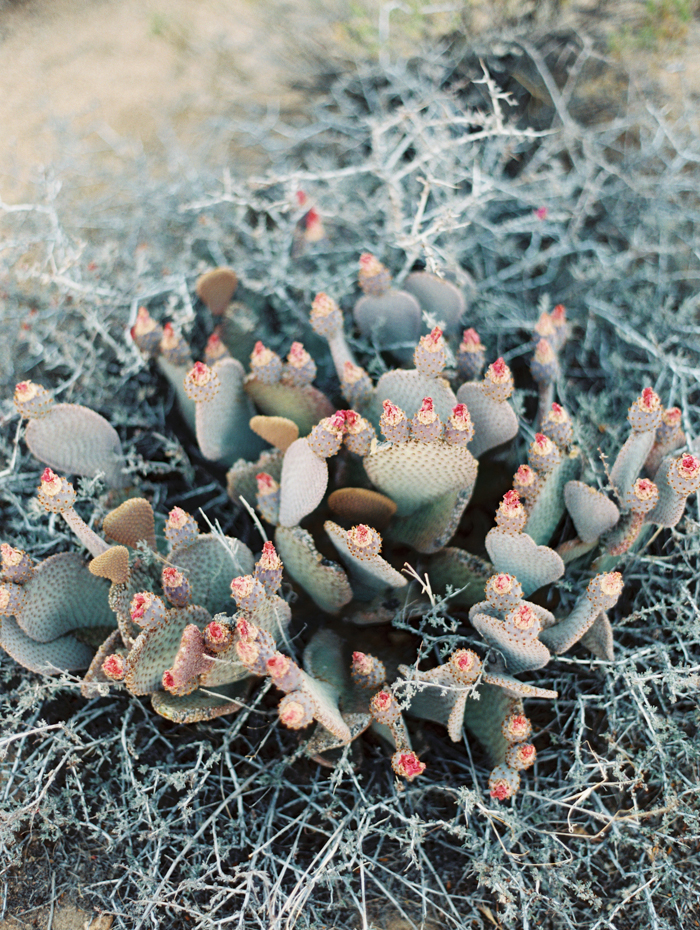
[1, 0, 698, 202]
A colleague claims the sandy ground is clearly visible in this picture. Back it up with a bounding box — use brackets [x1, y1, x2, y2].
[0, 1, 699, 927]
[1, 0, 697, 203]
[0, 0, 470, 199]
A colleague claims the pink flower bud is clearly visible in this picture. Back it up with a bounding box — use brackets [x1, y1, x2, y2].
[483, 358, 514, 402]
[586, 572, 624, 611]
[444, 402, 474, 445]
[164, 507, 199, 548]
[502, 713, 533, 742]
[0, 544, 33, 583]
[448, 649, 482, 684]
[37, 469, 76, 512]
[14, 380, 55, 419]
[623, 478, 659, 515]
[41, 468, 62, 496]
[347, 524, 382, 560]
[256, 473, 279, 495]
[411, 397, 441, 441]
[350, 652, 386, 689]
[513, 464, 539, 501]
[534, 339, 555, 362]
[288, 342, 309, 367]
[485, 572, 523, 611]
[628, 387, 663, 431]
[184, 361, 220, 402]
[672, 453, 700, 494]
[131, 306, 158, 338]
[460, 328, 484, 351]
[204, 620, 233, 652]
[250, 341, 283, 384]
[391, 751, 426, 780]
[528, 432, 561, 473]
[204, 333, 230, 363]
[414, 327, 446, 376]
[423, 326, 443, 349]
[495, 490, 527, 533]
[505, 742, 537, 771]
[102, 654, 126, 681]
[488, 764, 520, 800]
[341, 362, 373, 407]
[508, 604, 539, 631]
[358, 253, 391, 295]
[307, 412, 346, 458]
[380, 400, 409, 442]
[285, 341, 316, 386]
[236, 616, 258, 641]
[534, 312, 555, 338]
[230, 575, 265, 610]
[278, 691, 314, 729]
[259, 541, 281, 570]
[160, 323, 191, 365]
[266, 652, 303, 691]
[130, 591, 166, 627]
[162, 567, 191, 607]
[310, 292, 342, 338]
[369, 689, 401, 725]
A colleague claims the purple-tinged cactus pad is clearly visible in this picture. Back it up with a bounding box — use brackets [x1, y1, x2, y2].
[523, 447, 582, 546]
[170, 534, 254, 616]
[564, 481, 620, 544]
[363, 438, 477, 516]
[354, 290, 422, 356]
[193, 357, 266, 464]
[579, 611, 614, 661]
[0, 616, 95, 674]
[370, 368, 457, 425]
[278, 438, 329, 527]
[163, 624, 212, 696]
[9, 553, 114, 643]
[389, 486, 474, 554]
[456, 382, 518, 458]
[485, 528, 564, 597]
[325, 520, 407, 602]
[125, 604, 211, 695]
[274, 525, 353, 614]
[25, 403, 126, 488]
[471, 611, 551, 675]
[609, 430, 656, 503]
[152, 678, 251, 724]
[481, 670, 558, 700]
[540, 575, 622, 654]
[245, 377, 334, 437]
[402, 271, 466, 336]
[304, 713, 373, 757]
[0, 545, 34, 584]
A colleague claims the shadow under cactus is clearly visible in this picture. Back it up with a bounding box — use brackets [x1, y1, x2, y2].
[1, 37, 700, 930]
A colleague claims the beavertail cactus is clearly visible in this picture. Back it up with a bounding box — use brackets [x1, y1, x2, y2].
[4, 252, 698, 803]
